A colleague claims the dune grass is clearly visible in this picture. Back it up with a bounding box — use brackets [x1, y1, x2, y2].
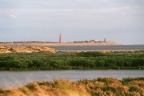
[0, 77, 144, 96]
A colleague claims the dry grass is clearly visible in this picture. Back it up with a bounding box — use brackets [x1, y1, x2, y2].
[0, 77, 144, 96]
[0, 46, 56, 53]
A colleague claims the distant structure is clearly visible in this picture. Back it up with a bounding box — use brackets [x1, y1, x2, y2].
[104, 38, 106, 42]
[59, 33, 62, 43]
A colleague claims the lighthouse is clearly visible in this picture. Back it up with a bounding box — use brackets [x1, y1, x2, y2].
[59, 33, 62, 43]
[104, 38, 106, 42]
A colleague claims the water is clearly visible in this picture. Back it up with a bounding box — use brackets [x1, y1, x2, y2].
[0, 70, 144, 89]
[49, 45, 144, 51]
[0, 45, 144, 89]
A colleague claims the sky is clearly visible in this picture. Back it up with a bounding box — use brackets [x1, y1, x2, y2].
[0, 0, 144, 44]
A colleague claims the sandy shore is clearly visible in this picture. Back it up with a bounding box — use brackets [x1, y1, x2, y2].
[0, 41, 119, 47]
[0, 42, 126, 53]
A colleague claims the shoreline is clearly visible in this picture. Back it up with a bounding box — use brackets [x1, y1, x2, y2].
[0, 41, 120, 47]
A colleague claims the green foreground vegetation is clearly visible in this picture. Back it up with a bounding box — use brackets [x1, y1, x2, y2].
[0, 77, 144, 96]
[0, 51, 144, 70]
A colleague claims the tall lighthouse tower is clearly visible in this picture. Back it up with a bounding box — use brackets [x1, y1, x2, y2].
[59, 33, 62, 43]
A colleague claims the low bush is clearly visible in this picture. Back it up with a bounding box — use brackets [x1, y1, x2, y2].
[0, 52, 144, 70]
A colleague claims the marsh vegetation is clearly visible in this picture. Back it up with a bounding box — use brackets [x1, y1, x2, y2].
[0, 51, 144, 70]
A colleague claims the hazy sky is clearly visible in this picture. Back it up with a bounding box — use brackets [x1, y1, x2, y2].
[0, 0, 144, 44]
